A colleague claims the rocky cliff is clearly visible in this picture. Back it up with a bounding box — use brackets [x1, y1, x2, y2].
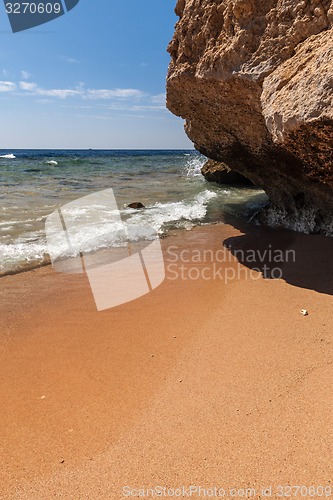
[167, 0, 333, 234]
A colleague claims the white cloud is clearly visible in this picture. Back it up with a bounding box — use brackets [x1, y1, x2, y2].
[107, 104, 166, 112]
[0, 81, 16, 92]
[60, 104, 94, 109]
[21, 70, 31, 80]
[151, 93, 166, 104]
[19, 82, 79, 98]
[62, 57, 80, 64]
[35, 88, 83, 98]
[18, 81, 83, 98]
[36, 99, 52, 105]
[133, 105, 166, 111]
[5, 77, 167, 117]
[16, 80, 145, 101]
[85, 88, 145, 99]
[19, 81, 38, 91]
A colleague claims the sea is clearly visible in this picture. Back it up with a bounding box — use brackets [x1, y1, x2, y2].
[0, 149, 267, 275]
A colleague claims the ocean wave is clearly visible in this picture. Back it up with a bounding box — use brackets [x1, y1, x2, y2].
[0, 239, 48, 275]
[124, 190, 218, 231]
[0, 189, 218, 275]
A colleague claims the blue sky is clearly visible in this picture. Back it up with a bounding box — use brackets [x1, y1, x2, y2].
[0, 0, 192, 149]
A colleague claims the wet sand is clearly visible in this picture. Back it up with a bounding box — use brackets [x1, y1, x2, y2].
[0, 222, 332, 499]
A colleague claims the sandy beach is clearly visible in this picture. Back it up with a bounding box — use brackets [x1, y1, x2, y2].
[0, 221, 332, 499]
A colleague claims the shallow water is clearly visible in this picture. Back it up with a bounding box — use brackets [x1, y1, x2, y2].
[0, 149, 267, 274]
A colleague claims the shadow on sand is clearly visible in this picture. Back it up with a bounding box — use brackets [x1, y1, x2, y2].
[222, 215, 333, 296]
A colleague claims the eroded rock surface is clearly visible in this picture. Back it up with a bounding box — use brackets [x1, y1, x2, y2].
[202, 160, 254, 184]
[167, 0, 333, 234]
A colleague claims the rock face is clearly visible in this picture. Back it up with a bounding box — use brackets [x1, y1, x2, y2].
[167, 0, 333, 234]
[202, 159, 254, 184]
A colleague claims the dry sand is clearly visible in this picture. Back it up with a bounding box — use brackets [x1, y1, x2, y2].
[0, 222, 332, 499]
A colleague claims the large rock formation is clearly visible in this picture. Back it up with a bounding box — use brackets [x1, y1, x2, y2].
[167, 0, 333, 234]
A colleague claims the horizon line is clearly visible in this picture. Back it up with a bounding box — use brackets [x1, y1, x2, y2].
[1, 147, 196, 151]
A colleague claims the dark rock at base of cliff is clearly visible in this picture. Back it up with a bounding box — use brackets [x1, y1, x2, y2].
[201, 160, 253, 185]
[127, 202, 146, 209]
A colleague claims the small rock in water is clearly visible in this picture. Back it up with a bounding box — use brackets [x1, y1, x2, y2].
[301, 309, 309, 316]
[127, 202, 145, 209]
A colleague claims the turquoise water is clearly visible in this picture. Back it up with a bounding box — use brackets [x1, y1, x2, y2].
[0, 149, 267, 274]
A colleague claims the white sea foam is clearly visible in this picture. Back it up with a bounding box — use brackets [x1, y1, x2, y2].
[45, 160, 58, 166]
[183, 155, 206, 178]
[0, 238, 47, 274]
[125, 190, 218, 232]
[0, 153, 16, 159]
[0, 189, 218, 274]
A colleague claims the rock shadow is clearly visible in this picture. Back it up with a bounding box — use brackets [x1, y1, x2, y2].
[222, 215, 333, 296]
